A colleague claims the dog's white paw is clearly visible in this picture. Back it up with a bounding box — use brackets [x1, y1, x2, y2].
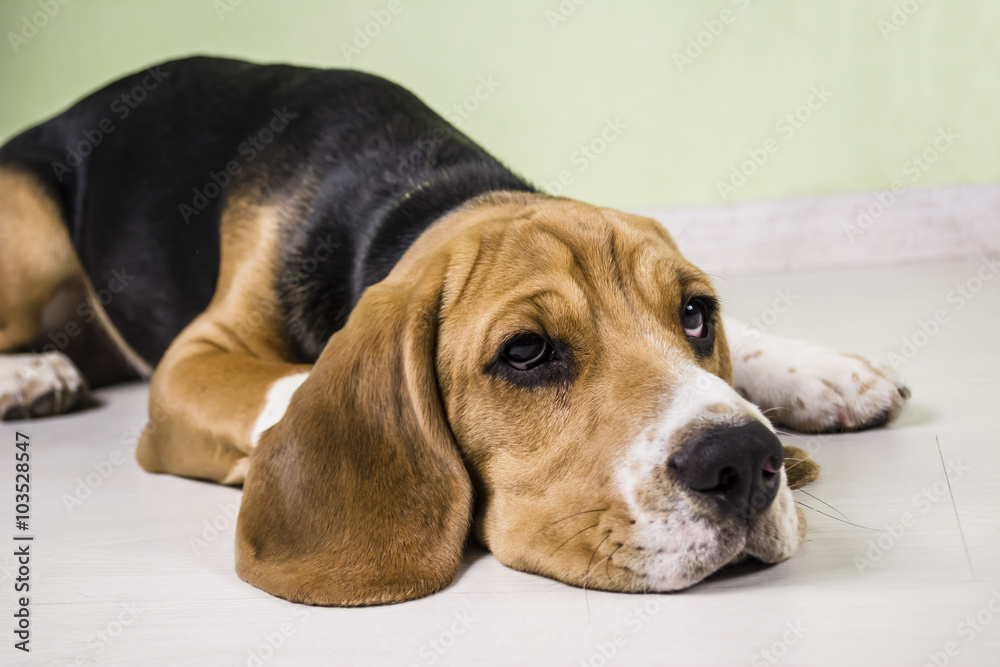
[0, 352, 88, 420]
[731, 333, 910, 433]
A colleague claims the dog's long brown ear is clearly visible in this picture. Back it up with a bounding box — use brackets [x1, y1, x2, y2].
[783, 445, 821, 490]
[235, 265, 473, 606]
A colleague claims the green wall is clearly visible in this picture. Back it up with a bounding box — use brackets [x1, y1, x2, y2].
[1, 0, 997, 209]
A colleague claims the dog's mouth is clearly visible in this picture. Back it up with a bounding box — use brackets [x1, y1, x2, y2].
[524, 477, 802, 594]
[575, 476, 802, 593]
[672, 485, 801, 589]
[621, 520, 749, 592]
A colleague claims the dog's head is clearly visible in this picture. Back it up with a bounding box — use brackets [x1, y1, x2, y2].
[236, 192, 809, 605]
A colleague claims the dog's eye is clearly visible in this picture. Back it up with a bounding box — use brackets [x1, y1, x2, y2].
[682, 300, 707, 338]
[502, 334, 554, 371]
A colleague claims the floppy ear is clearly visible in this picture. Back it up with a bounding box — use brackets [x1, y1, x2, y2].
[782, 445, 821, 490]
[235, 266, 473, 606]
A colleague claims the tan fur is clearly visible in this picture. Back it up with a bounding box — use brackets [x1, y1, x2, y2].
[4, 177, 812, 605]
[135, 194, 310, 483]
[235, 192, 760, 602]
[430, 194, 738, 591]
[782, 445, 821, 489]
[236, 257, 473, 605]
[0, 167, 146, 385]
[0, 168, 83, 350]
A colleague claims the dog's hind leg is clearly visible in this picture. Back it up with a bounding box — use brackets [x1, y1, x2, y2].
[0, 168, 82, 351]
[0, 168, 92, 419]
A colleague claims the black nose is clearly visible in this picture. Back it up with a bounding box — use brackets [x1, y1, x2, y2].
[670, 421, 784, 521]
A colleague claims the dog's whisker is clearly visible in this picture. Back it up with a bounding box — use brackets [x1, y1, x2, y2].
[544, 508, 608, 528]
[795, 500, 879, 531]
[795, 488, 850, 522]
[582, 534, 611, 593]
[701, 271, 728, 284]
[550, 523, 600, 556]
[774, 429, 810, 443]
[588, 553, 615, 587]
[782, 458, 809, 472]
[604, 544, 623, 584]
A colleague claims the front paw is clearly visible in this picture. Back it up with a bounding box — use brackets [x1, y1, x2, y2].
[735, 339, 911, 433]
[0, 352, 89, 420]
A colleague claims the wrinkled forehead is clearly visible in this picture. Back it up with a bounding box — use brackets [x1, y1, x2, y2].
[439, 196, 717, 360]
[449, 198, 711, 312]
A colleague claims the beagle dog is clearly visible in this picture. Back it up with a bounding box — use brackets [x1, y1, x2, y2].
[0, 57, 910, 606]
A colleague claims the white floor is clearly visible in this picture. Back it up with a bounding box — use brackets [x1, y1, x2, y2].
[1, 258, 998, 667]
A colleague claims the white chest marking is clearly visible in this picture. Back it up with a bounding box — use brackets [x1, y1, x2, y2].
[250, 372, 309, 448]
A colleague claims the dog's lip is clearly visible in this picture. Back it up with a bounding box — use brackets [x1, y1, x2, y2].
[599, 500, 801, 590]
[623, 521, 747, 589]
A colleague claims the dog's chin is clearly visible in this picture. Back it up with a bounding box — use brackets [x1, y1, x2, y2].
[742, 484, 805, 564]
[490, 483, 804, 595]
[621, 486, 804, 592]
[637, 532, 748, 592]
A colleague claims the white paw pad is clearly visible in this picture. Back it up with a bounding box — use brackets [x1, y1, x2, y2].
[0, 352, 89, 420]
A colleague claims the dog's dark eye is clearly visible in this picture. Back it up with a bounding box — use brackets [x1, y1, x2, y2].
[502, 334, 553, 371]
[682, 300, 707, 338]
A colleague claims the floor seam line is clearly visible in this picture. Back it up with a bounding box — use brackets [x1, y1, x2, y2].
[936, 434, 976, 581]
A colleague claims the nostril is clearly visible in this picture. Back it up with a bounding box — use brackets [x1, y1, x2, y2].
[688, 466, 741, 495]
[762, 455, 782, 477]
[714, 466, 738, 492]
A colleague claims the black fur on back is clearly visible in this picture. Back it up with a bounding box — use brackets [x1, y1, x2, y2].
[0, 56, 534, 364]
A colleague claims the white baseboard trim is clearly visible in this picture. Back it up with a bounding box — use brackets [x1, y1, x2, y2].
[636, 183, 1000, 275]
